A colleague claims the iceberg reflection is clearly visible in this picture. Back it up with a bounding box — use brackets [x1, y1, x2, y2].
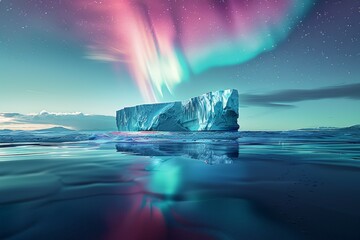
[116, 141, 239, 164]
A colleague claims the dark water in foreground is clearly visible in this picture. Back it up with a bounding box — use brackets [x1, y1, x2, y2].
[0, 130, 359, 240]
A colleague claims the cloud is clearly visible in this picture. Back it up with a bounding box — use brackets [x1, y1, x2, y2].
[240, 83, 360, 108]
[0, 111, 116, 131]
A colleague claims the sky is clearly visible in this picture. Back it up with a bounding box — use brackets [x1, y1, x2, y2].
[0, 0, 359, 130]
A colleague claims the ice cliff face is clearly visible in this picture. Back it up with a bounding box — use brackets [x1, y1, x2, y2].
[116, 89, 239, 131]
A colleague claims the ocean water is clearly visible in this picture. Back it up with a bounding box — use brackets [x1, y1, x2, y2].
[0, 130, 359, 240]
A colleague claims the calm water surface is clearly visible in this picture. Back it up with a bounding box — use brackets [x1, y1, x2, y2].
[0, 131, 359, 240]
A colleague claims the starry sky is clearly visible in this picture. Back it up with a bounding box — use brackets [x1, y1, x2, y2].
[0, 0, 359, 130]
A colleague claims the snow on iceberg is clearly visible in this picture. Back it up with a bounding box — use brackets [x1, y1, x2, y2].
[116, 89, 239, 131]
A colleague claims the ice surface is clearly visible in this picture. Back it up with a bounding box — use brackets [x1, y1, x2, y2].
[116, 89, 239, 131]
[0, 129, 360, 240]
[0, 129, 91, 144]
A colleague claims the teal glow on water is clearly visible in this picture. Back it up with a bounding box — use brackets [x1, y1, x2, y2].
[0, 130, 359, 240]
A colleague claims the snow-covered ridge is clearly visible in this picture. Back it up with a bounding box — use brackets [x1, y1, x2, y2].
[116, 89, 239, 131]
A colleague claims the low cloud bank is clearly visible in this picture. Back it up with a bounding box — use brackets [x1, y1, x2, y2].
[0, 111, 116, 131]
[241, 83, 360, 108]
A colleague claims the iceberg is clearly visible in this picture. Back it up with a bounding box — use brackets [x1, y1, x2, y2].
[116, 89, 239, 131]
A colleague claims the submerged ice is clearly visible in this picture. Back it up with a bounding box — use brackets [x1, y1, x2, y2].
[116, 89, 239, 131]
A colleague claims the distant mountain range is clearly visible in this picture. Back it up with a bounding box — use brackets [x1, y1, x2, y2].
[298, 125, 360, 131]
[32, 127, 75, 132]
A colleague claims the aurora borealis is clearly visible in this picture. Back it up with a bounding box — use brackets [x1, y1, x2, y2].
[62, 0, 314, 101]
[1, 2, 360, 240]
[0, 0, 359, 130]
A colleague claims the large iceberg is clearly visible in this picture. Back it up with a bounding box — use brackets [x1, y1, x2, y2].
[116, 89, 239, 131]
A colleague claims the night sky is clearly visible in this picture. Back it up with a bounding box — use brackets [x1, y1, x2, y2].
[0, 0, 359, 130]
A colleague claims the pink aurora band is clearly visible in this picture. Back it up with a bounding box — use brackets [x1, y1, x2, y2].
[69, 0, 314, 102]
